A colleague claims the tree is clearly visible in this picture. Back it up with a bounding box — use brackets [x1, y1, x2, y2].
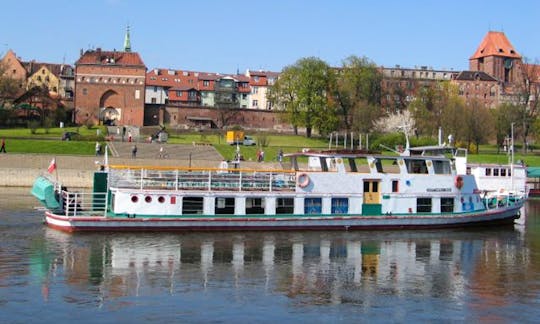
[463, 99, 494, 153]
[332, 56, 383, 132]
[373, 109, 415, 135]
[492, 103, 521, 153]
[269, 57, 336, 137]
[409, 82, 466, 140]
[514, 59, 540, 153]
[0, 61, 21, 108]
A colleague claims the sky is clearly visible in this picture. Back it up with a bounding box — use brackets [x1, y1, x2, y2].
[2, 0, 540, 74]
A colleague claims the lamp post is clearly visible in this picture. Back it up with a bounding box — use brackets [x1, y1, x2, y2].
[511, 122, 515, 192]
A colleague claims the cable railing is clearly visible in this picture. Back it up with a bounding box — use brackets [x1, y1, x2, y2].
[108, 166, 297, 192]
[61, 191, 108, 217]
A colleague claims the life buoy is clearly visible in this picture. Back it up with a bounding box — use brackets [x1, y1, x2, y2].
[297, 172, 310, 188]
[455, 176, 464, 189]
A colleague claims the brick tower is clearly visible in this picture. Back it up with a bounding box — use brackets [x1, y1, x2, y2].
[469, 31, 522, 84]
[74, 26, 146, 126]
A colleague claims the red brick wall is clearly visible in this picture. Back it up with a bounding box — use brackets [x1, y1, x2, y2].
[154, 106, 293, 132]
[74, 64, 146, 126]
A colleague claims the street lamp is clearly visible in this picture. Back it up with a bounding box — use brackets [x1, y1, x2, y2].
[511, 122, 515, 191]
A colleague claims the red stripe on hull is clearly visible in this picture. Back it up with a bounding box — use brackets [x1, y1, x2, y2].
[44, 213, 519, 232]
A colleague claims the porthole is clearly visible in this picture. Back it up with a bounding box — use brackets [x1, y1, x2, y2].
[158, 196, 165, 203]
[131, 195, 138, 203]
[145, 196, 152, 203]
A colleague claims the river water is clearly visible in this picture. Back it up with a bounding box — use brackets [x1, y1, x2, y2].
[1, 188, 540, 323]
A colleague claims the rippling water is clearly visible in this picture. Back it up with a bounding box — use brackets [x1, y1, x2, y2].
[1, 188, 540, 323]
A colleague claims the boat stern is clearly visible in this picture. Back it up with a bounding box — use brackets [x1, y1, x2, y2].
[31, 176, 61, 210]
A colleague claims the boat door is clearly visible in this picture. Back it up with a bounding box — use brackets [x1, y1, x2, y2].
[362, 179, 382, 215]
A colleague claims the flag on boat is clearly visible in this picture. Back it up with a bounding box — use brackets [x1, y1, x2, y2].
[47, 158, 56, 174]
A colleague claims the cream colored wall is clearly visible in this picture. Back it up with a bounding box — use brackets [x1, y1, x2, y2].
[27, 67, 60, 92]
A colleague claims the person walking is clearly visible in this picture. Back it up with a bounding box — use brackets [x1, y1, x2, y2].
[0, 138, 6, 153]
[95, 141, 101, 156]
[131, 145, 137, 159]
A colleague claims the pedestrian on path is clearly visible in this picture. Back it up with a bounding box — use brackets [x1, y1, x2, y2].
[131, 145, 137, 159]
[0, 138, 6, 153]
[95, 141, 101, 156]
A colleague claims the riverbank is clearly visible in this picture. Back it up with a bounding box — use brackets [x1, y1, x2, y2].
[0, 153, 283, 187]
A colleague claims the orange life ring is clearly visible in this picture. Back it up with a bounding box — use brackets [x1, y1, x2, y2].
[455, 176, 464, 189]
[297, 172, 310, 188]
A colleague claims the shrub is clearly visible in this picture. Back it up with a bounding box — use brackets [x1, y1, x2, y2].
[257, 132, 270, 147]
[28, 120, 39, 134]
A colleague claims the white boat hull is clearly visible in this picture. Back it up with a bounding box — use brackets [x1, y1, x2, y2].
[45, 204, 522, 232]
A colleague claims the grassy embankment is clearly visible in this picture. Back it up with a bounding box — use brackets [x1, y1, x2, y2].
[0, 127, 539, 166]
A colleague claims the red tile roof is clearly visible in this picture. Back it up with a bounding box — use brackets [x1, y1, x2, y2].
[76, 49, 145, 66]
[470, 31, 521, 60]
[169, 86, 197, 91]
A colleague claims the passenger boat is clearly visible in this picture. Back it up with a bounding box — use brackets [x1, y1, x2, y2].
[403, 145, 529, 199]
[31, 150, 524, 232]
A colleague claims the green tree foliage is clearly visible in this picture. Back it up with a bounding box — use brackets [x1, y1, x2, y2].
[492, 103, 521, 153]
[463, 99, 494, 153]
[269, 57, 337, 137]
[332, 56, 383, 132]
[513, 59, 540, 153]
[409, 82, 468, 141]
[0, 62, 20, 108]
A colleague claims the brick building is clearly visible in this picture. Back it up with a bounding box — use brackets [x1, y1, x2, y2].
[74, 28, 146, 126]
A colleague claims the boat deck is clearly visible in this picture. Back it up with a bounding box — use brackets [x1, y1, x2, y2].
[108, 166, 297, 192]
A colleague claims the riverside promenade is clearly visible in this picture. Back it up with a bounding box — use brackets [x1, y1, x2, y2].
[0, 142, 280, 188]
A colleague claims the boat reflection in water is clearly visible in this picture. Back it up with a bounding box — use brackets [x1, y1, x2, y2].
[39, 226, 530, 309]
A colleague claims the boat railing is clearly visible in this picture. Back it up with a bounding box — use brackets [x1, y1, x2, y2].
[61, 190, 108, 217]
[108, 166, 297, 192]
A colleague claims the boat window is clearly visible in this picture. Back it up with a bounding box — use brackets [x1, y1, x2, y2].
[392, 180, 399, 192]
[183, 197, 204, 214]
[493, 169, 499, 176]
[331, 198, 348, 214]
[246, 197, 264, 215]
[432, 160, 451, 174]
[501, 168, 507, 177]
[375, 159, 383, 173]
[441, 197, 454, 213]
[348, 158, 358, 172]
[485, 168, 491, 176]
[508, 169, 511, 176]
[320, 158, 329, 172]
[304, 197, 322, 214]
[363, 181, 370, 193]
[466, 167, 471, 175]
[417, 198, 432, 213]
[372, 181, 379, 192]
[405, 160, 428, 174]
[215, 197, 235, 214]
[276, 197, 294, 214]
[353, 157, 369, 173]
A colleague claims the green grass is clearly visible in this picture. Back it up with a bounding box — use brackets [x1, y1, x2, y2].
[3, 139, 95, 155]
[1, 127, 540, 166]
[0, 126, 106, 138]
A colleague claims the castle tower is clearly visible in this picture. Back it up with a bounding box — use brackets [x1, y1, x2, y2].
[469, 31, 521, 83]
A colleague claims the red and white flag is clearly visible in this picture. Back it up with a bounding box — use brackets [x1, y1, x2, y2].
[47, 158, 56, 174]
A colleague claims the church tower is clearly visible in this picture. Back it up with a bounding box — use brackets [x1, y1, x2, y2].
[469, 31, 521, 84]
[124, 25, 132, 52]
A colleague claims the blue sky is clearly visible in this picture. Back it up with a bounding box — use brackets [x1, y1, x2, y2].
[2, 0, 539, 74]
